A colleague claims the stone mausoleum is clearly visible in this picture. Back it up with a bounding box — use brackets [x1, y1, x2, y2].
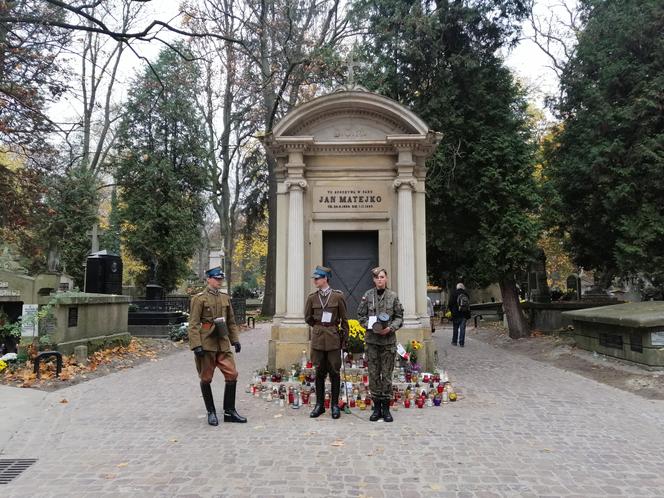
[265, 86, 441, 371]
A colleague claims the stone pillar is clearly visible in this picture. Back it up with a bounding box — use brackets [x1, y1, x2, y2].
[394, 146, 419, 325]
[394, 178, 418, 323]
[283, 178, 307, 323]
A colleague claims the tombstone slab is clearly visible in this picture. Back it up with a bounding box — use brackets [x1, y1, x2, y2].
[564, 301, 664, 367]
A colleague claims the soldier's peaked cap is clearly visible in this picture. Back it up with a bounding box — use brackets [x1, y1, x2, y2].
[312, 265, 332, 279]
[206, 266, 225, 279]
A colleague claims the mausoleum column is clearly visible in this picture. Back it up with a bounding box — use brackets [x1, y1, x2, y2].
[394, 147, 418, 324]
[284, 149, 307, 323]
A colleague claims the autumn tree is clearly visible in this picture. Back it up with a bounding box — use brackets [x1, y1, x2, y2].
[184, 0, 351, 314]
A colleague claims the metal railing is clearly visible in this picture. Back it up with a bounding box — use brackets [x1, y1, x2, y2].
[129, 298, 190, 313]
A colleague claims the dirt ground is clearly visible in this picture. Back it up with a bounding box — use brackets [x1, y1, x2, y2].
[464, 322, 664, 400]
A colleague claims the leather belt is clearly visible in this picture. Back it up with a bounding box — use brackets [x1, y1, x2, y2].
[314, 321, 333, 327]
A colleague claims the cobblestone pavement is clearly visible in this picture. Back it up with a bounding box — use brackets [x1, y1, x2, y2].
[3, 323, 664, 497]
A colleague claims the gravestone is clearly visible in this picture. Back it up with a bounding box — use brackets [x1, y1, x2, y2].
[265, 85, 441, 370]
[84, 251, 122, 294]
[566, 274, 581, 300]
[564, 302, 664, 367]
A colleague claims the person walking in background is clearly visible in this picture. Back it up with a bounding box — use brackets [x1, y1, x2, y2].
[448, 282, 471, 347]
[427, 295, 435, 334]
[357, 267, 403, 422]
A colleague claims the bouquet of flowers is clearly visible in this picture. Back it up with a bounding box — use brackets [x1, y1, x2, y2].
[405, 339, 422, 365]
[346, 319, 366, 353]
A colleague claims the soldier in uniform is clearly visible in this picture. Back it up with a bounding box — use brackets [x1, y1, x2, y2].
[357, 267, 404, 422]
[304, 265, 349, 419]
[188, 267, 247, 426]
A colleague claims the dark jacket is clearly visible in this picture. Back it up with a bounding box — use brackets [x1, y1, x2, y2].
[448, 288, 471, 320]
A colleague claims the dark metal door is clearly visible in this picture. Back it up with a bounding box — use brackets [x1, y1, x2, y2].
[323, 231, 379, 319]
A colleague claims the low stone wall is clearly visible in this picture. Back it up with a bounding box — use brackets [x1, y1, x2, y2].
[523, 301, 622, 332]
[564, 302, 664, 367]
[46, 293, 131, 354]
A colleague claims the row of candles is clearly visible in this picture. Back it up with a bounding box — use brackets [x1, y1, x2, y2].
[258, 367, 448, 386]
[247, 374, 458, 410]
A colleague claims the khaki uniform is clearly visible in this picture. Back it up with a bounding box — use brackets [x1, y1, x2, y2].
[357, 288, 404, 400]
[188, 287, 239, 383]
[304, 289, 349, 372]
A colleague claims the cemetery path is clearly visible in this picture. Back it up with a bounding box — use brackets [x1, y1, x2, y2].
[3, 323, 664, 497]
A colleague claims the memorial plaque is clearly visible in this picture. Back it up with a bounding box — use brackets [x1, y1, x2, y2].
[651, 331, 664, 346]
[20, 304, 38, 337]
[313, 184, 388, 212]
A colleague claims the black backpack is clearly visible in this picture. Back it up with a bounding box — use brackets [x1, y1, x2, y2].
[457, 292, 470, 313]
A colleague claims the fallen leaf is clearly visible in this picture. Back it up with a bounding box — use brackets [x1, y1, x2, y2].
[331, 440, 345, 447]
[59, 398, 68, 404]
[169, 438, 178, 443]
[117, 462, 128, 468]
[429, 484, 441, 491]
[273, 413, 283, 418]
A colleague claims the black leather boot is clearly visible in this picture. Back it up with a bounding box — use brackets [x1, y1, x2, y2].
[382, 398, 393, 423]
[369, 396, 383, 422]
[330, 372, 341, 419]
[200, 382, 218, 426]
[223, 381, 247, 423]
[310, 372, 326, 418]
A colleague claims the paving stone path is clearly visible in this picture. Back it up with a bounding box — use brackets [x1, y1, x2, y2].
[2, 323, 664, 497]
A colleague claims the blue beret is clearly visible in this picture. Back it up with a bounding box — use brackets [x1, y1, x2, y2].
[312, 265, 332, 279]
[206, 267, 225, 279]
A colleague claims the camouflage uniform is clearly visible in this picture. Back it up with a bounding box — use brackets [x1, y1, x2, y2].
[357, 288, 404, 401]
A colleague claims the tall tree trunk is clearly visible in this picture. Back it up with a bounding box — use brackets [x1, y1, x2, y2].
[500, 275, 530, 339]
[259, 0, 277, 317]
[261, 155, 277, 316]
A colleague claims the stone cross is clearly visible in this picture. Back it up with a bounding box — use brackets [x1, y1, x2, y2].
[87, 223, 99, 253]
[346, 53, 361, 86]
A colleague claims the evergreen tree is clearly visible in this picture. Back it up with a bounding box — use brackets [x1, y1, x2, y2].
[544, 0, 664, 291]
[352, 0, 538, 337]
[40, 168, 99, 286]
[115, 45, 207, 291]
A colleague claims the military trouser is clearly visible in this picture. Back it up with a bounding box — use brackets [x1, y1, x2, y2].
[366, 343, 396, 400]
[311, 348, 341, 404]
[196, 351, 238, 384]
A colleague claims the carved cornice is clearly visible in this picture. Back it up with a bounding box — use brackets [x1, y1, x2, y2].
[285, 179, 308, 191]
[393, 178, 417, 191]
